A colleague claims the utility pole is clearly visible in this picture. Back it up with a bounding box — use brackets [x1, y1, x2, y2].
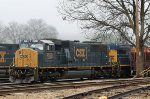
[135, 0, 141, 77]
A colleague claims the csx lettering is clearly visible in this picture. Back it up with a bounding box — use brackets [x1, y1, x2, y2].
[0, 51, 6, 62]
[20, 55, 28, 58]
[76, 48, 86, 58]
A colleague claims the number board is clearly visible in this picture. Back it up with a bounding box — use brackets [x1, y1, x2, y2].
[47, 52, 54, 60]
[74, 47, 87, 59]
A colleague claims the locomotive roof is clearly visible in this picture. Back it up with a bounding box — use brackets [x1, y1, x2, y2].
[0, 46, 6, 49]
[40, 40, 54, 45]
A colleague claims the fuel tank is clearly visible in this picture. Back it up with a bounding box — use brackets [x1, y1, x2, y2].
[64, 70, 92, 79]
[14, 48, 38, 68]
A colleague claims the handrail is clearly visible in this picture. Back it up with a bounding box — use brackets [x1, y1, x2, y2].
[133, 66, 150, 78]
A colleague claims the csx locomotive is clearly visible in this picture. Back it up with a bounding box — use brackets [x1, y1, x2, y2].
[0, 44, 19, 66]
[131, 47, 150, 75]
[9, 39, 131, 83]
[0, 44, 19, 78]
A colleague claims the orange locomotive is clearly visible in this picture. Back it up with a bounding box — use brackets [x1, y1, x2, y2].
[131, 47, 150, 75]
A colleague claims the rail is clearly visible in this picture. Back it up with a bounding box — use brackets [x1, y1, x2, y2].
[108, 85, 150, 99]
[0, 78, 149, 96]
[133, 66, 150, 78]
[63, 78, 150, 99]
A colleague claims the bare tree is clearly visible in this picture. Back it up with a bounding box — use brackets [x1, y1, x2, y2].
[0, 23, 6, 43]
[26, 19, 58, 40]
[58, 0, 150, 75]
[3, 22, 24, 44]
[3, 19, 58, 43]
[91, 32, 126, 44]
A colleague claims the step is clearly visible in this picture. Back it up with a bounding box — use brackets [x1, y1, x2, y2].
[0, 66, 10, 69]
[0, 74, 9, 78]
[0, 70, 7, 73]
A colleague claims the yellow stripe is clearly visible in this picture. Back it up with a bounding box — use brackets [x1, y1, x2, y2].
[40, 65, 131, 69]
[120, 65, 130, 67]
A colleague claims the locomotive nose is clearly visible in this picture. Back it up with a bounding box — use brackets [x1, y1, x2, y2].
[14, 48, 38, 68]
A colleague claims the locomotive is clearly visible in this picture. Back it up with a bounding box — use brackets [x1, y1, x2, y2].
[0, 44, 19, 78]
[9, 39, 131, 83]
[0, 44, 19, 66]
[131, 47, 150, 75]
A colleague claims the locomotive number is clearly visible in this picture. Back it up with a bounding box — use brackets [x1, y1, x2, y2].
[75, 48, 86, 58]
[47, 53, 53, 60]
[0, 51, 6, 62]
[20, 55, 28, 58]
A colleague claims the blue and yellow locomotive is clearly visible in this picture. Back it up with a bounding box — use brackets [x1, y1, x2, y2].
[9, 39, 131, 83]
[0, 44, 19, 78]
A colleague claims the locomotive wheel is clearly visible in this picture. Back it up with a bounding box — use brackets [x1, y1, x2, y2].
[40, 77, 47, 83]
[80, 78, 84, 80]
[13, 79, 23, 83]
[23, 76, 35, 83]
[50, 77, 57, 82]
[9, 76, 16, 83]
[17, 79, 23, 83]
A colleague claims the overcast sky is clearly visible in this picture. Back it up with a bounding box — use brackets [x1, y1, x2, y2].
[0, 0, 86, 41]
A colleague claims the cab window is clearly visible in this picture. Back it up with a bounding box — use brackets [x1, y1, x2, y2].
[46, 45, 53, 51]
[30, 44, 43, 51]
[20, 43, 29, 48]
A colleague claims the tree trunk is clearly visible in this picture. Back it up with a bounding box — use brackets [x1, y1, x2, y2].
[135, 0, 140, 77]
[136, 50, 141, 77]
[135, 0, 145, 77]
[139, 46, 144, 75]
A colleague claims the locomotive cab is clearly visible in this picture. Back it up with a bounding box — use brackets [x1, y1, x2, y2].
[16, 40, 55, 67]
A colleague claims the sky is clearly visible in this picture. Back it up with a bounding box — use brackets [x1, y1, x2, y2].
[0, 0, 86, 41]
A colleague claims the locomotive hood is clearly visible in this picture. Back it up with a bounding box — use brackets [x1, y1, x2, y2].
[14, 48, 38, 68]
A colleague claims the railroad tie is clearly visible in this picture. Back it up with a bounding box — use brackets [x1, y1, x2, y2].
[99, 96, 108, 99]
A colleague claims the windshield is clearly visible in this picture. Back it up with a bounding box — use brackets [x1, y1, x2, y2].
[20, 43, 43, 51]
[20, 44, 29, 48]
[30, 44, 43, 50]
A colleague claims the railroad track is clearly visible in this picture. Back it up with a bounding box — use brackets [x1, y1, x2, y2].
[108, 85, 150, 99]
[0, 78, 9, 83]
[63, 78, 150, 99]
[0, 66, 12, 84]
[0, 78, 149, 97]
